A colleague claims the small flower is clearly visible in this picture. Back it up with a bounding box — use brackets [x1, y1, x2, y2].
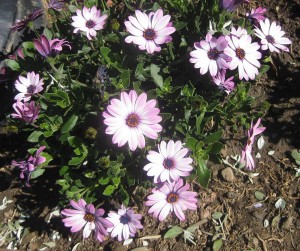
[11, 100, 40, 124]
[61, 199, 113, 242]
[33, 35, 71, 57]
[246, 7, 267, 22]
[254, 18, 292, 53]
[103, 90, 162, 151]
[48, 0, 65, 11]
[71, 6, 108, 40]
[145, 178, 198, 221]
[124, 9, 176, 54]
[14, 72, 44, 102]
[144, 140, 193, 184]
[190, 33, 231, 77]
[212, 70, 235, 94]
[106, 204, 143, 241]
[221, 0, 249, 12]
[225, 32, 262, 80]
[10, 9, 44, 32]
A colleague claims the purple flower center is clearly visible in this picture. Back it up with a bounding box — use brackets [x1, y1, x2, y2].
[207, 49, 219, 60]
[163, 158, 174, 169]
[126, 113, 140, 127]
[86, 20, 95, 28]
[120, 214, 131, 224]
[167, 193, 179, 203]
[143, 29, 156, 40]
[27, 85, 35, 94]
[266, 35, 275, 44]
[236, 48, 245, 59]
[84, 213, 95, 222]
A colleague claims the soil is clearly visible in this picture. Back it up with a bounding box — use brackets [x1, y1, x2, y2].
[1, 0, 300, 251]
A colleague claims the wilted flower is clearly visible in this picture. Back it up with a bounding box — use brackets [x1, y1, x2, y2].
[221, 0, 249, 12]
[103, 90, 162, 151]
[254, 18, 292, 53]
[246, 7, 267, 22]
[11, 100, 40, 124]
[47, 0, 65, 11]
[10, 9, 43, 32]
[33, 34, 71, 57]
[145, 178, 198, 221]
[144, 140, 193, 184]
[106, 204, 143, 241]
[212, 70, 235, 94]
[124, 9, 176, 54]
[71, 6, 108, 40]
[8, 47, 25, 61]
[61, 199, 113, 242]
[14, 72, 44, 102]
[190, 33, 231, 77]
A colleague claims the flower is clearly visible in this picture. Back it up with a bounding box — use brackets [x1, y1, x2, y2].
[11, 146, 46, 186]
[254, 18, 292, 53]
[48, 0, 65, 11]
[145, 178, 198, 221]
[144, 140, 193, 184]
[14, 72, 44, 102]
[212, 70, 235, 94]
[33, 35, 71, 57]
[124, 9, 176, 54]
[11, 100, 40, 124]
[103, 90, 162, 151]
[71, 6, 108, 40]
[61, 199, 113, 242]
[246, 7, 267, 22]
[10, 9, 43, 32]
[241, 118, 266, 170]
[225, 32, 262, 80]
[221, 0, 249, 12]
[106, 204, 143, 241]
[230, 26, 247, 38]
[190, 33, 231, 77]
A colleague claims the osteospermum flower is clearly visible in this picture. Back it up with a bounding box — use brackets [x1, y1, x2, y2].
[246, 7, 267, 23]
[103, 90, 162, 151]
[230, 26, 247, 38]
[212, 70, 235, 95]
[225, 33, 262, 80]
[11, 100, 40, 124]
[14, 72, 44, 102]
[106, 204, 143, 241]
[61, 199, 113, 242]
[254, 18, 292, 53]
[144, 140, 193, 184]
[221, 0, 249, 12]
[71, 6, 108, 40]
[190, 33, 231, 77]
[145, 178, 198, 221]
[124, 9, 176, 54]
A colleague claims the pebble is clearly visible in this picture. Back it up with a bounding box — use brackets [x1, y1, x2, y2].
[224, 191, 239, 199]
[220, 167, 235, 182]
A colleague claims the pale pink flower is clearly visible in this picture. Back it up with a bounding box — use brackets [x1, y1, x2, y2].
[212, 70, 235, 94]
[145, 178, 198, 221]
[61, 199, 113, 242]
[144, 140, 193, 184]
[254, 18, 292, 53]
[11, 100, 40, 124]
[124, 9, 176, 54]
[225, 33, 262, 80]
[230, 26, 247, 38]
[71, 6, 108, 40]
[246, 7, 267, 22]
[106, 204, 143, 241]
[190, 33, 231, 77]
[103, 90, 162, 151]
[14, 72, 44, 102]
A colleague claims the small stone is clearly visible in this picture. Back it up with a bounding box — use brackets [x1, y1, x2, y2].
[220, 167, 235, 182]
[224, 192, 239, 199]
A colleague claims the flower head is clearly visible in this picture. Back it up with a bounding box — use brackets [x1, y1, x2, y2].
[212, 70, 235, 94]
[103, 90, 162, 151]
[106, 204, 143, 241]
[246, 7, 267, 23]
[124, 9, 176, 54]
[190, 33, 231, 77]
[71, 6, 108, 40]
[144, 140, 193, 184]
[34, 35, 71, 57]
[14, 72, 44, 102]
[10, 9, 43, 32]
[254, 18, 292, 53]
[61, 199, 113, 242]
[221, 0, 249, 12]
[145, 178, 198, 221]
[11, 100, 40, 124]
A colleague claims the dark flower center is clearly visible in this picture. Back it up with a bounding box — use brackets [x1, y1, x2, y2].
[167, 193, 179, 203]
[163, 158, 174, 169]
[126, 113, 140, 127]
[84, 213, 95, 222]
[247, 138, 252, 145]
[207, 49, 219, 60]
[143, 29, 156, 40]
[27, 85, 35, 94]
[266, 35, 275, 44]
[120, 214, 131, 224]
[236, 48, 245, 59]
[86, 20, 95, 28]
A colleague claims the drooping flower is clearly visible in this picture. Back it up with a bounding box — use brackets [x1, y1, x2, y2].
[10, 9, 44, 32]
[225, 32, 262, 80]
[246, 7, 267, 22]
[71, 6, 108, 40]
[144, 140, 193, 184]
[61, 199, 113, 242]
[14, 72, 44, 102]
[145, 178, 198, 221]
[124, 9, 176, 54]
[33, 34, 71, 57]
[221, 0, 249, 12]
[190, 33, 231, 77]
[103, 90, 162, 151]
[106, 204, 143, 241]
[47, 0, 65, 11]
[11, 100, 40, 124]
[241, 118, 266, 170]
[212, 70, 235, 94]
[254, 18, 292, 53]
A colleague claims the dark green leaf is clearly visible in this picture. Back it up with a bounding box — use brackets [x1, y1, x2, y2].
[61, 115, 78, 133]
[27, 131, 43, 142]
[150, 64, 163, 88]
[5, 59, 20, 71]
[31, 168, 45, 179]
[197, 158, 211, 188]
[203, 131, 222, 144]
[103, 185, 116, 196]
[164, 226, 183, 239]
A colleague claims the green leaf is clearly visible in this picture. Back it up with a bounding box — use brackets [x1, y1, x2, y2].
[254, 191, 266, 201]
[291, 150, 300, 165]
[209, 142, 224, 154]
[150, 64, 163, 88]
[203, 131, 222, 144]
[197, 158, 211, 188]
[5, 59, 20, 71]
[212, 212, 223, 220]
[27, 131, 43, 143]
[68, 156, 85, 166]
[186, 221, 202, 233]
[103, 185, 116, 196]
[120, 70, 130, 88]
[164, 226, 183, 239]
[185, 137, 198, 151]
[112, 177, 120, 185]
[213, 239, 223, 251]
[61, 115, 78, 133]
[30, 168, 45, 179]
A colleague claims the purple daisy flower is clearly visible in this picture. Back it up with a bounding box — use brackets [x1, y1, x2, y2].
[11, 100, 40, 124]
[212, 70, 235, 95]
[221, 0, 249, 12]
[246, 7, 267, 23]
